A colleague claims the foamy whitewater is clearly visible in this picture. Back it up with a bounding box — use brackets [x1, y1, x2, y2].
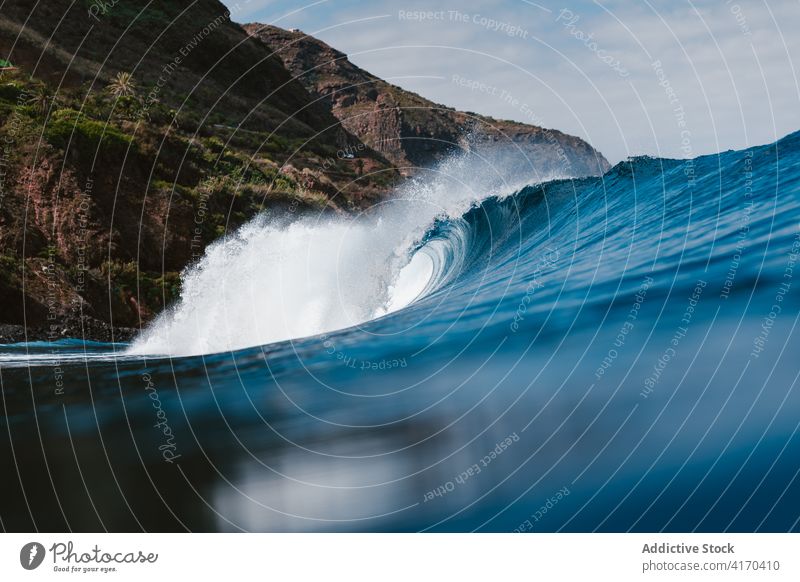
[129, 150, 556, 356]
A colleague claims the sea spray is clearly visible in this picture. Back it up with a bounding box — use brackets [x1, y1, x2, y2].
[128, 148, 563, 356]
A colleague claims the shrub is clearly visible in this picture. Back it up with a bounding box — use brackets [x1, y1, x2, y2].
[44, 108, 133, 154]
[0, 82, 23, 104]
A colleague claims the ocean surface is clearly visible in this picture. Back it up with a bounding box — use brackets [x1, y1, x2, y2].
[2, 132, 800, 532]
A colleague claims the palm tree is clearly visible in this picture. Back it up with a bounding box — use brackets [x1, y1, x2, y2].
[27, 84, 56, 116]
[106, 72, 137, 99]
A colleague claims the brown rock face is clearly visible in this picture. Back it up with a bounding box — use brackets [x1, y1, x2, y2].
[245, 24, 610, 177]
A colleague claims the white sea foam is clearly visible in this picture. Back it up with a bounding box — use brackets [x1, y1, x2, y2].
[128, 149, 558, 356]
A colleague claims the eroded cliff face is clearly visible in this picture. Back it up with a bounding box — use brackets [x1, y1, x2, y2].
[245, 24, 611, 177]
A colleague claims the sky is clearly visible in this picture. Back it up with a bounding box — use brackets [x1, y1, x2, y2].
[221, 0, 800, 164]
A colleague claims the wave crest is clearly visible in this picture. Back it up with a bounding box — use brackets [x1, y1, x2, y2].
[128, 149, 566, 356]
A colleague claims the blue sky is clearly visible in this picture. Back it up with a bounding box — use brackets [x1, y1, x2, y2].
[222, 0, 799, 163]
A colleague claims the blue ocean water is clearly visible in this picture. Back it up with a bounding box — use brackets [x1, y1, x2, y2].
[1, 132, 799, 532]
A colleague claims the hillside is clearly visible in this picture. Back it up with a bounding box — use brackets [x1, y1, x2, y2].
[0, 4, 611, 342]
[0, 1, 396, 341]
[244, 24, 610, 177]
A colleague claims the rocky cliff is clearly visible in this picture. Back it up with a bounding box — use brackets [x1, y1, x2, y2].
[244, 24, 610, 177]
[0, 1, 396, 342]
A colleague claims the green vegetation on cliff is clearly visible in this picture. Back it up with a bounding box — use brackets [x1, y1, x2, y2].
[0, 0, 396, 339]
